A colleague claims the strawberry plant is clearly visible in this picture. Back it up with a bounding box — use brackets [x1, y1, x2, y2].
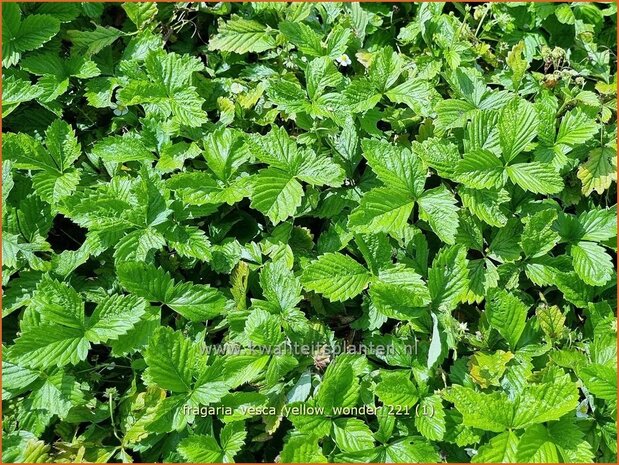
[2, 2, 617, 463]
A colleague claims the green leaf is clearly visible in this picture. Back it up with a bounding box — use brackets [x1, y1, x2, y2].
[516, 424, 559, 462]
[30, 276, 84, 329]
[383, 437, 440, 463]
[506, 162, 564, 194]
[555, 3, 576, 23]
[305, 57, 343, 101]
[3, 7, 60, 67]
[143, 327, 195, 392]
[3, 75, 44, 115]
[259, 261, 302, 312]
[279, 21, 323, 57]
[122, 2, 158, 29]
[412, 138, 461, 180]
[579, 364, 617, 401]
[167, 282, 227, 321]
[370, 264, 431, 318]
[178, 435, 224, 463]
[536, 305, 566, 340]
[472, 430, 519, 463]
[220, 421, 247, 461]
[368, 47, 402, 93]
[301, 252, 371, 302]
[118, 262, 226, 321]
[266, 79, 309, 114]
[10, 326, 89, 369]
[498, 98, 538, 162]
[415, 395, 446, 441]
[428, 245, 469, 312]
[86, 295, 148, 343]
[280, 434, 327, 463]
[66, 25, 124, 55]
[208, 18, 276, 54]
[556, 109, 599, 146]
[361, 139, 425, 196]
[348, 187, 414, 235]
[506, 41, 528, 90]
[459, 187, 510, 227]
[469, 350, 514, 388]
[296, 149, 345, 187]
[375, 371, 418, 408]
[92, 136, 155, 163]
[579, 207, 617, 242]
[244, 309, 284, 346]
[417, 185, 460, 244]
[571, 241, 614, 286]
[203, 127, 248, 181]
[117, 262, 175, 302]
[511, 370, 579, 428]
[520, 209, 560, 258]
[332, 418, 375, 453]
[485, 289, 528, 348]
[30, 371, 85, 418]
[316, 359, 359, 410]
[385, 78, 437, 117]
[251, 168, 304, 224]
[444, 386, 512, 432]
[455, 149, 505, 189]
[249, 126, 299, 172]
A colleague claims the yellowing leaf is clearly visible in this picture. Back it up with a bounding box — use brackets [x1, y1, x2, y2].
[577, 147, 617, 196]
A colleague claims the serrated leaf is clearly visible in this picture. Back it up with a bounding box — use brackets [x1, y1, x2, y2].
[66, 25, 124, 55]
[301, 252, 370, 302]
[417, 185, 460, 244]
[415, 395, 446, 441]
[10, 326, 89, 370]
[348, 187, 414, 235]
[332, 418, 375, 453]
[86, 295, 148, 343]
[92, 136, 154, 163]
[362, 139, 425, 196]
[472, 431, 519, 463]
[459, 186, 510, 227]
[455, 149, 505, 189]
[209, 18, 276, 54]
[498, 98, 538, 162]
[571, 241, 614, 286]
[370, 264, 431, 318]
[251, 168, 303, 224]
[316, 359, 359, 410]
[577, 147, 617, 196]
[428, 245, 469, 312]
[375, 371, 418, 408]
[179, 435, 223, 463]
[486, 289, 528, 348]
[143, 327, 195, 392]
[506, 162, 564, 194]
[385, 78, 437, 117]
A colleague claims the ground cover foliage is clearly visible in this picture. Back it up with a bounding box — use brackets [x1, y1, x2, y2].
[2, 1, 618, 463]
